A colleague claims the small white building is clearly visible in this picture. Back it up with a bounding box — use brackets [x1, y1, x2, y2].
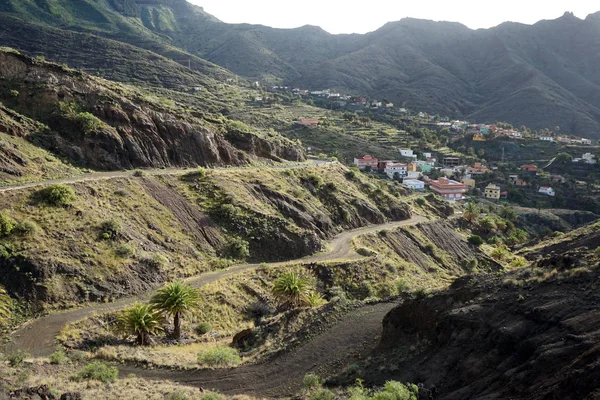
[403, 179, 425, 191]
[539, 186, 556, 197]
[385, 163, 408, 179]
[399, 149, 417, 159]
[540, 136, 554, 142]
[422, 152, 432, 159]
[574, 153, 597, 164]
[406, 170, 421, 179]
[582, 138, 593, 145]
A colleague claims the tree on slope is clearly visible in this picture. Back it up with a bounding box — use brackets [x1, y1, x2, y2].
[272, 271, 311, 309]
[116, 302, 163, 345]
[150, 281, 200, 339]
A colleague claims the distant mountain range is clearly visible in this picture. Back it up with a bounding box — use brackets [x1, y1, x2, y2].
[1, 0, 600, 137]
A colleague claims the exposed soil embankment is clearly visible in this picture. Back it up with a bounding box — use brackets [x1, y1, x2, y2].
[0, 51, 304, 170]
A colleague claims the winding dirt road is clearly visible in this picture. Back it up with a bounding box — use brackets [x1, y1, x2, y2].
[7, 215, 425, 359]
[0, 160, 332, 193]
[123, 302, 397, 397]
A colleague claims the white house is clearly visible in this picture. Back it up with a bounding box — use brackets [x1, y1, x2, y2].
[398, 108, 408, 113]
[385, 163, 408, 179]
[403, 179, 425, 191]
[540, 136, 554, 142]
[399, 149, 417, 159]
[582, 138, 593, 145]
[575, 153, 597, 164]
[422, 152, 432, 159]
[539, 186, 556, 197]
[406, 170, 421, 179]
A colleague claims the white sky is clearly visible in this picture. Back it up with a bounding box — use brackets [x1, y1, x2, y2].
[190, 0, 599, 34]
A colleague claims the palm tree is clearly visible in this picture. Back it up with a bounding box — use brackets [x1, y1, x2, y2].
[463, 202, 480, 225]
[150, 281, 200, 339]
[0, 286, 12, 326]
[272, 271, 311, 309]
[116, 302, 163, 345]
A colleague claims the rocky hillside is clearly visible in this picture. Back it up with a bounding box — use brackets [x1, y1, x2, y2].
[0, 164, 413, 309]
[2, 1, 599, 136]
[355, 221, 600, 399]
[0, 50, 304, 170]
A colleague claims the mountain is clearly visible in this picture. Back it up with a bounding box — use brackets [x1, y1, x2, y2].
[2, 2, 598, 137]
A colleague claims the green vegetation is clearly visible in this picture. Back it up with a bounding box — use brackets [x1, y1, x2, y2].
[72, 361, 118, 383]
[5, 349, 28, 367]
[0, 285, 11, 325]
[100, 219, 122, 240]
[0, 211, 16, 237]
[197, 346, 241, 367]
[116, 302, 164, 345]
[468, 234, 483, 246]
[49, 347, 70, 365]
[195, 322, 212, 336]
[38, 184, 76, 206]
[272, 271, 312, 309]
[150, 281, 200, 339]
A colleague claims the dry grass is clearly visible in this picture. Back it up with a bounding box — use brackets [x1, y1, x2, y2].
[2, 362, 254, 400]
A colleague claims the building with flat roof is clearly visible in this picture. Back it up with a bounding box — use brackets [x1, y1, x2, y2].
[484, 184, 501, 200]
[429, 177, 467, 201]
[403, 179, 425, 191]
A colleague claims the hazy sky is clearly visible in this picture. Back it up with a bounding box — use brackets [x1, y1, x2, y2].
[190, 0, 599, 34]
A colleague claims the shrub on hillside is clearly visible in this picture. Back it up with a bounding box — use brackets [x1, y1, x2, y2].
[0, 212, 16, 237]
[99, 219, 122, 240]
[222, 236, 250, 260]
[49, 347, 69, 365]
[197, 346, 241, 367]
[468, 234, 484, 246]
[302, 373, 323, 390]
[72, 361, 118, 383]
[14, 220, 39, 236]
[38, 184, 76, 206]
[195, 322, 212, 336]
[305, 291, 327, 308]
[5, 350, 28, 367]
[114, 244, 135, 258]
[415, 197, 426, 206]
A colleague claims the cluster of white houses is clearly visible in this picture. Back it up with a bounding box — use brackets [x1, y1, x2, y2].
[353, 153, 467, 202]
[353, 151, 574, 202]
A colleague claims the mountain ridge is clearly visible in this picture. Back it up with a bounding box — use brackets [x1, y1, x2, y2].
[1, 1, 600, 136]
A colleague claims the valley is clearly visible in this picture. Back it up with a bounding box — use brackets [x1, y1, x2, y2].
[0, 2, 599, 400]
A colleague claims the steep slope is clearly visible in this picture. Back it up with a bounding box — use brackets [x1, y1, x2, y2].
[349, 221, 600, 399]
[0, 50, 303, 170]
[2, 2, 600, 135]
[0, 164, 413, 309]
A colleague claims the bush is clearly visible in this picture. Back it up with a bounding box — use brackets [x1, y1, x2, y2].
[184, 167, 207, 180]
[302, 373, 323, 389]
[310, 388, 336, 400]
[244, 301, 273, 321]
[305, 291, 327, 308]
[510, 257, 527, 268]
[132, 169, 145, 177]
[197, 346, 241, 367]
[0, 211, 16, 237]
[14, 220, 39, 236]
[49, 347, 69, 365]
[114, 244, 135, 258]
[200, 393, 224, 400]
[356, 247, 377, 257]
[165, 392, 190, 400]
[38, 184, 76, 206]
[75, 112, 106, 134]
[468, 235, 483, 246]
[100, 219, 122, 240]
[462, 257, 479, 271]
[415, 198, 426, 206]
[9, 89, 19, 98]
[491, 245, 510, 261]
[72, 361, 118, 383]
[5, 350, 28, 367]
[195, 322, 212, 336]
[223, 236, 250, 260]
[147, 253, 168, 268]
[372, 381, 419, 400]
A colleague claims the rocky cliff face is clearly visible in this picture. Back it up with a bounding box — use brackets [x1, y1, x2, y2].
[0, 51, 304, 170]
[369, 231, 600, 399]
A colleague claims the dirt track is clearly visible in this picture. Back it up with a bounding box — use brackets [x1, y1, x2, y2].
[7, 216, 425, 358]
[0, 161, 332, 193]
[121, 302, 397, 397]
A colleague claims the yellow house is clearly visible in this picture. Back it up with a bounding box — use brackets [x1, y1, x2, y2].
[461, 178, 476, 189]
[484, 184, 501, 200]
